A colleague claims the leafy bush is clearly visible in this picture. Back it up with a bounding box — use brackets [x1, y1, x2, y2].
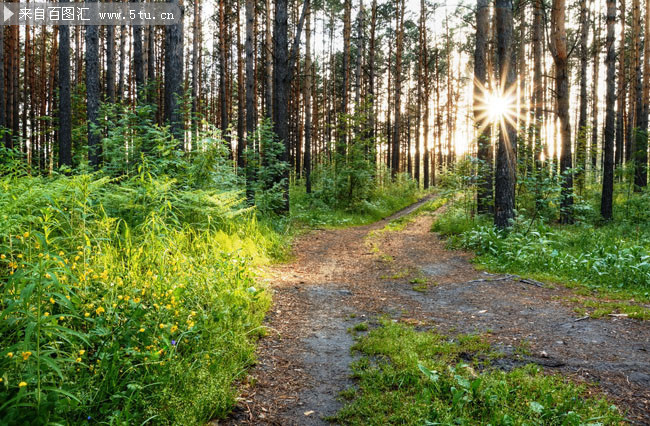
[0, 166, 275, 423]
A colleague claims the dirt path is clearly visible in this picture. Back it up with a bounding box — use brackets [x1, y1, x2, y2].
[226, 198, 650, 425]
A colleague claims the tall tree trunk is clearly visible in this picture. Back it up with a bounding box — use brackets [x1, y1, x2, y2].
[550, 0, 573, 224]
[133, 0, 145, 101]
[576, 0, 589, 191]
[165, 0, 184, 145]
[532, 0, 544, 170]
[237, 0, 246, 170]
[628, 0, 641, 165]
[494, 0, 517, 229]
[391, 0, 404, 178]
[601, 0, 617, 219]
[265, 0, 273, 118]
[420, 0, 430, 188]
[591, 6, 601, 170]
[245, 0, 257, 201]
[59, 3, 72, 167]
[192, 0, 201, 133]
[304, 4, 313, 193]
[615, 0, 626, 167]
[273, 0, 290, 212]
[118, 25, 127, 100]
[636, 0, 650, 188]
[369, 0, 377, 167]
[339, 0, 351, 159]
[219, 0, 229, 145]
[86, 0, 101, 169]
[354, 0, 363, 110]
[106, 25, 116, 103]
[475, 0, 492, 214]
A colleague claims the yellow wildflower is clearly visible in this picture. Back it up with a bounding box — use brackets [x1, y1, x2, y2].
[21, 352, 32, 361]
[79, 350, 85, 355]
[76, 358, 82, 363]
[159, 323, 165, 329]
[95, 307, 105, 315]
[7, 352, 13, 358]
[170, 325, 178, 333]
[44, 312, 49, 317]
[18, 381, 27, 388]
[45, 273, 51, 279]
[139, 328, 145, 333]
[58, 251, 64, 256]
[84, 312, 90, 318]
[0, 254, 5, 259]
[49, 298, 55, 304]
[23, 232, 29, 238]
[17, 254, 23, 259]
[59, 316, 64, 321]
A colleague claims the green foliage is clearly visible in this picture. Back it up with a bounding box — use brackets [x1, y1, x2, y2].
[291, 174, 422, 228]
[333, 321, 622, 425]
[433, 200, 650, 302]
[245, 118, 290, 217]
[0, 164, 279, 423]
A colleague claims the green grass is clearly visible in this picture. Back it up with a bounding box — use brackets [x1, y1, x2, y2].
[333, 321, 623, 425]
[432, 203, 650, 304]
[0, 172, 276, 424]
[570, 298, 650, 320]
[290, 181, 426, 228]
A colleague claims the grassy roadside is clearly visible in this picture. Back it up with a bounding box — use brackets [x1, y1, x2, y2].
[431, 200, 650, 319]
[333, 320, 623, 425]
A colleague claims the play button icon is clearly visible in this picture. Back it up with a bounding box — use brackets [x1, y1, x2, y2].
[3, 6, 14, 23]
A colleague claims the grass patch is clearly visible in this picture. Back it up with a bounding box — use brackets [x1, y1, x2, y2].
[291, 181, 426, 228]
[570, 298, 650, 320]
[333, 321, 623, 425]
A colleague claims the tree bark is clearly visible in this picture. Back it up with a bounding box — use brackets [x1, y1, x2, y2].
[106, 24, 116, 103]
[304, 4, 313, 193]
[245, 0, 257, 201]
[237, 0, 246, 170]
[86, 0, 101, 169]
[615, 0, 626, 167]
[601, 0, 617, 219]
[133, 0, 145, 101]
[576, 0, 589, 191]
[532, 0, 544, 170]
[59, 3, 72, 167]
[550, 0, 574, 224]
[590, 6, 600, 170]
[165, 0, 185, 145]
[392, 0, 404, 178]
[494, 0, 517, 229]
[636, 0, 650, 188]
[475, 0, 492, 214]
[192, 0, 201, 134]
[273, 0, 291, 212]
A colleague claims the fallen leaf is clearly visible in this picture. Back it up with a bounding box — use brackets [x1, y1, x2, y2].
[304, 410, 315, 416]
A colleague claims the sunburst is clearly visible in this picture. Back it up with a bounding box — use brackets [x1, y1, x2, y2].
[473, 74, 521, 149]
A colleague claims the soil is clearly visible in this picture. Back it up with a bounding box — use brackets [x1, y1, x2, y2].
[224, 197, 650, 425]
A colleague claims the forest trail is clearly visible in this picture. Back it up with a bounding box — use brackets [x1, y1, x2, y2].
[225, 198, 650, 425]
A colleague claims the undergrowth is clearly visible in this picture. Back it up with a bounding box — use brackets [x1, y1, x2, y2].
[432, 199, 650, 305]
[0, 170, 278, 424]
[333, 320, 623, 425]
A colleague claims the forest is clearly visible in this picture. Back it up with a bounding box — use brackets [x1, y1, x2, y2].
[0, 0, 649, 424]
